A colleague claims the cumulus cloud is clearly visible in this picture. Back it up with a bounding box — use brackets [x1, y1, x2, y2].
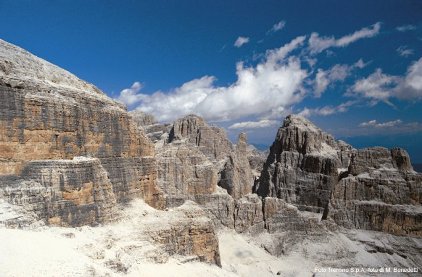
[396, 25, 416, 32]
[313, 59, 366, 97]
[116, 82, 144, 106]
[349, 58, 422, 103]
[401, 57, 422, 98]
[397, 46, 414, 57]
[349, 69, 398, 104]
[268, 20, 286, 33]
[234, 36, 250, 47]
[298, 101, 356, 117]
[228, 119, 278, 129]
[308, 22, 381, 54]
[119, 36, 308, 122]
[314, 64, 350, 97]
[359, 119, 402, 128]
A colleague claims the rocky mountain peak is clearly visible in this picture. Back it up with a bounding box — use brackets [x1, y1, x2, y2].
[272, 114, 347, 157]
[129, 110, 157, 126]
[0, 39, 110, 100]
[236, 132, 248, 150]
[391, 147, 414, 172]
[168, 114, 206, 142]
[282, 114, 320, 133]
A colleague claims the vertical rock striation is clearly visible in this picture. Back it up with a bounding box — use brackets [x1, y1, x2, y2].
[167, 115, 254, 200]
[132, 112, 262, 232]
[0, 157, 116, 227]
[255, 114, 422, 236]
[331, 147, 422, 236]
[0, 39, 164, 226]
[255, 114, 352, 213]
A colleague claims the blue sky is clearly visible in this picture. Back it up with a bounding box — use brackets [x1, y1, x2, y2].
[1, 0, 421, 162]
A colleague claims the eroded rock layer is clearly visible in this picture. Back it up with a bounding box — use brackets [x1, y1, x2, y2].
[0, 39, 163, 227]
[168, 115, 254, 199]
[255, 115, 352, 212]
[255, 115, 422, 236]
[0, 157, 116, 227]
[131, 112, 266, 233]
[331, 147, 422, 236]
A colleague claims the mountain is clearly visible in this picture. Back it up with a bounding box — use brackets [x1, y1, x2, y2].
[256, 114, 421, 236]
[1, 39, 421, 276]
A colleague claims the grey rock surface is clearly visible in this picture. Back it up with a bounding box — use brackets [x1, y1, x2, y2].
[0, 38, 164, 228]
[255, 114, 422, 236]
[255, 115, 352, 213]
[0, 157, 116, 227]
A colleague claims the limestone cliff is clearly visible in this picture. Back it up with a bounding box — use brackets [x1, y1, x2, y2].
[255, 114, 352, 212]
[331, 147, 422, 236]
[132, 112, 262, 233]
[0, 39, 164, 227]
[255, 114, 422, 236]
[168, 114, 254, 199]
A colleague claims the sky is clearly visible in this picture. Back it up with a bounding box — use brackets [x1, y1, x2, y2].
[1, 0, 421, 162]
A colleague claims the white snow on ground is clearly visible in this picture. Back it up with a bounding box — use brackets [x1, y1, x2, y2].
[218, 229, 317, 276]
[0, 199, 420, 277]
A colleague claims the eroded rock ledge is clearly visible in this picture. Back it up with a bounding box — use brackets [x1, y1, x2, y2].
[255, 115, 422, 236]
[0, 39, 164, 228]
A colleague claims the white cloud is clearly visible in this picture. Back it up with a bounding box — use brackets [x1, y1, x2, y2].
[228, 119, 278, 129]
[308, 22, 381, 54]
[396, 25, 416, 32]
[337, 120, 422, 137]
[299, 101, 356, 117]
[399, 57, 422, 99]
[130, 76, 216, 122]
[265, 36, 306, 63]
[397, 46, 414, 57]
[116, 82, 144, 106]
[349, 69, 399, 104]
[234, 36, 250, 48]
[349, 58, 422, 103]
[405, 58, 422, 91]
[269, 21, 286, 33]
[359, 119, 402, 128]
[119, 36, 308, 122]
[314, 65, 349, 97]
[314, 59, 366, 97]
[354, 59, 367, 69]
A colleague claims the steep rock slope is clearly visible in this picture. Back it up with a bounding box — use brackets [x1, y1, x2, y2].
[0, 157, 116, 227]
[331, 147, 422, 236]
[255, 115, 422, 236]
[255, 115, 352, 212]
[168, 114, 253, 199]
[132, 113, 265, 233]
[0, 39, 164, 226]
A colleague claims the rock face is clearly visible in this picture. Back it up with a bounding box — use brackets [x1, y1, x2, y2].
[0, 157, 116, 227]
[168, 115, 234, 162]
[145, 201, 221, 266]
[129, 111, 171, 143]
[218, 135, 253, 199]
[255, 114, 422, 236]
[168, 115, 254, 200]
[331, 147, 422, 236]
[131, 112, 256, 202]
[255, 115, 352, 213]
[0, 39, 164, 227]
[155, 142, 218, 207]
[131, 112, 262, 232]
